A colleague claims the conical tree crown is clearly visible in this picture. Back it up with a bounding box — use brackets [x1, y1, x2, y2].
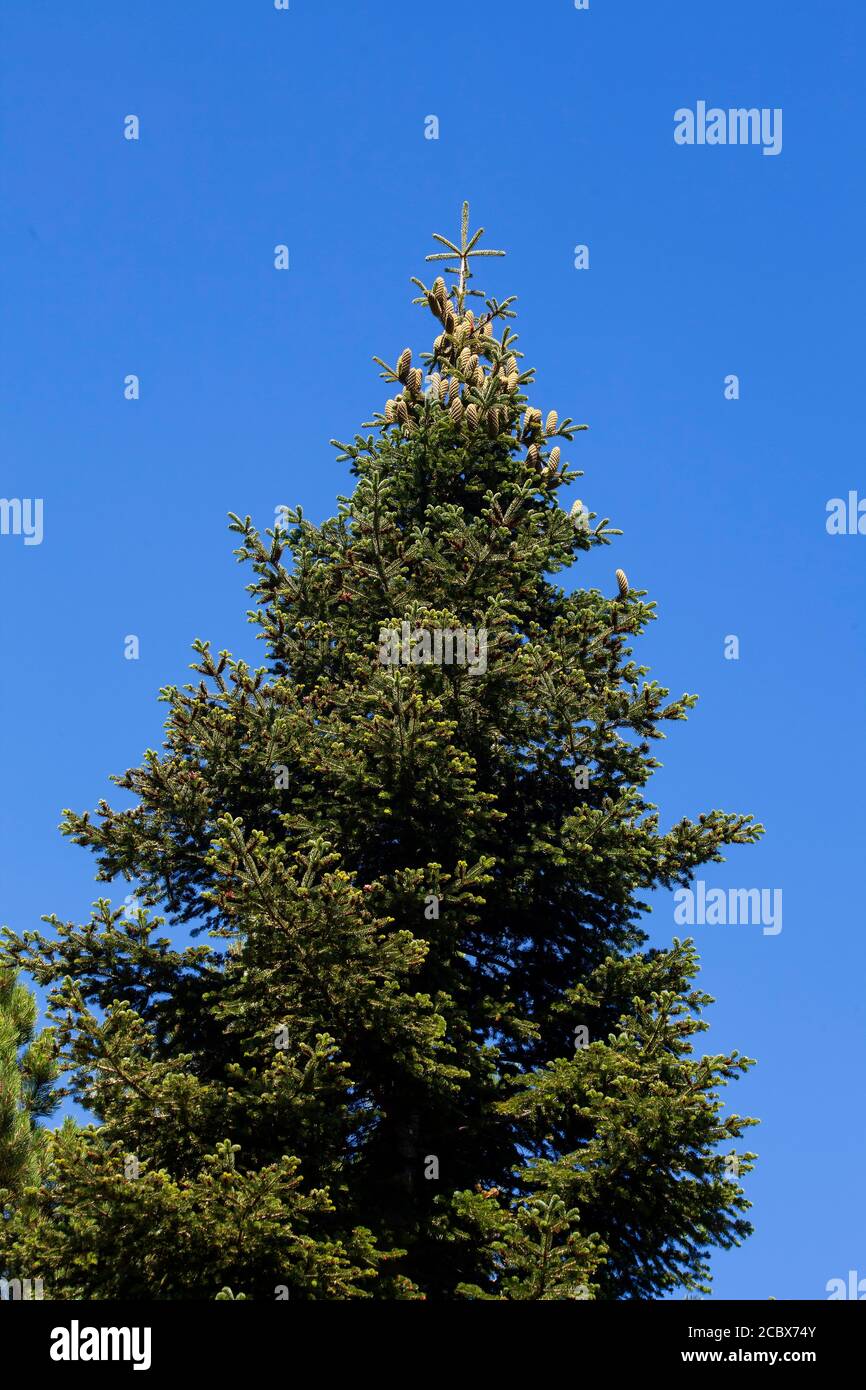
[1, 208, 761, 1301]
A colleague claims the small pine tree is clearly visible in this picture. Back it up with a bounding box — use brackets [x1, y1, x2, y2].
[0, 207, 761, 1299]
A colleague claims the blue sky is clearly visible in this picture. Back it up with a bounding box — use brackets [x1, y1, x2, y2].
[2, 0, 864, 1300]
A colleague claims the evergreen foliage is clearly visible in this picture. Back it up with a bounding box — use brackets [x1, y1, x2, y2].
[0, 968, 57, 1199]
[1, 207, 761, 1299]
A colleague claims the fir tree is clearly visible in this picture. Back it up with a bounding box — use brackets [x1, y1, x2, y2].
[0, 206, 761, 1300]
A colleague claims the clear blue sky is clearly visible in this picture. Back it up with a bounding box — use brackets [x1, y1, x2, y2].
[2, 1, 864, 1301]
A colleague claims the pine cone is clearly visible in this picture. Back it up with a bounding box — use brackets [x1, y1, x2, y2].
[465, 404, 479, 429]
[507, 371, 519, 392]
[397, 349, 412, 381]
[546, 410, 558, 436]
[458, 347, 471, 371]
[445, 311, 456, 334]
[615, 569, 629, 598]
[487, 407, 500, 437]
[396, 398, 409, 426]
[409, 367, 423, 394]
[450, 397, 464, 424]
[384, 400, 396, 422]
[527, 443, 539, 466]
[549, 445, 561, 468]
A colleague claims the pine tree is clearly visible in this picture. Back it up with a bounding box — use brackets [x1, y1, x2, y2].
[0, 969, 57, 1198]
[0, 207, 761, 1300]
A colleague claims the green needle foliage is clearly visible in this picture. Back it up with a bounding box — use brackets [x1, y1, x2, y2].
[0, 969, 57, 1199]
[1, 207, 761, 1300]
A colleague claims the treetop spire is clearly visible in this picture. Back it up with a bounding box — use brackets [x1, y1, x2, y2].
[425, 200, 505, 311]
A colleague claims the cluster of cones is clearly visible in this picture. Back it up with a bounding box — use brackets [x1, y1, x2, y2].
[375, 278, 578, 485]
